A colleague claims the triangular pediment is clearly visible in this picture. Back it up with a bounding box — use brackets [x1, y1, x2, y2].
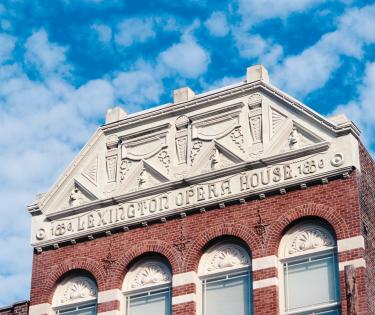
[30, 77, 359, 220]
[192, 140, 244, 175]
[117, 160, 170, 193]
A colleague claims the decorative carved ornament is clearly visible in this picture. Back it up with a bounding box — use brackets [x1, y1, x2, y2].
[283, 224, 335, 258]
[69, 186, 84, 207]
[125, 260, 171, 291]
[53, 276, 97, 307]
[200, 243, 250, 275]
[190, 140, 203, 163]
[158, 150, 171, 173]
[119, 159, 132, 182]
[230, 127, 245, 153]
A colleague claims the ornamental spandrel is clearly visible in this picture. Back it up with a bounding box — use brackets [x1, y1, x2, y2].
[28, 65, 361, 249]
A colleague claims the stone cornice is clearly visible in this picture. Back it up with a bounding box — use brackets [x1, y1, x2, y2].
[101, 80, 360, 138]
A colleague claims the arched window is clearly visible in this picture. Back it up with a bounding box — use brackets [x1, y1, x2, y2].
[52, 274, 97, 315]
[199, 241, 252, 315]
[123, 258, 172, 315]
[279, 221, 341, 314]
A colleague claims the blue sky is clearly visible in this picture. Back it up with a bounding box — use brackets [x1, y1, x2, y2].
[0, 0, 374, 306]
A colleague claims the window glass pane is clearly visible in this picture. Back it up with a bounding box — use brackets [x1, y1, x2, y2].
[59, 305, 96, 315]
[285, 254, 338, 310]
[77, 306, 96, 315]
[128, 290, 170, 315]
[204, 273, 250, 315]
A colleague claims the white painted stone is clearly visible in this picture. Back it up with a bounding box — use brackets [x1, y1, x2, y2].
[337, 235, 365, 252]
[173, 87, 195, 103]
[246, 64, 270, 84]
[98, 311, 121, 315]
[339, 258, 366, 271]
[98, 289, 122, 303]
[172, 293, 197, 305]
[29, 303, 53, 315]
[172, 271, 198, 287]
[253, 277, 279, 289]
[252, 255, 277, 271]
[105, 106, 127, 124]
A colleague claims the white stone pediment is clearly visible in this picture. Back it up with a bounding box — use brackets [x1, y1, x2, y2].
[117, 159, 170, 194]
[192, 140, 244, 175]
[29, 73, 361, 245]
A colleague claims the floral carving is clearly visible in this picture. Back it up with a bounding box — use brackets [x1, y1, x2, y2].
[131, 263, 171, 288]
[206, 244, 249, 272]
[288, 228, 334, 255]
[158, 150, 170, 173]
[190, 140, 203, 163]
[230, 127, 245, 152]
[120, 159, 132, 182]
[60, 279, 96, 304]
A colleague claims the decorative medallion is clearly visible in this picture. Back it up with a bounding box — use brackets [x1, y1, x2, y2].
[331, 153, 345, 167]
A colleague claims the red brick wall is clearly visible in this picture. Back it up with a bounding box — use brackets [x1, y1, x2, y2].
[30, 173, 368, 314]
[0, 301, 29, 315]
[358, 142, 375, 314]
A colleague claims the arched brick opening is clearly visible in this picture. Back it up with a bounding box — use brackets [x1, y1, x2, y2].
[264, 202, 350, 255]
[184, 223, 260, 272]
[42, 257, 106, 303]
[107, 239, 182, 289]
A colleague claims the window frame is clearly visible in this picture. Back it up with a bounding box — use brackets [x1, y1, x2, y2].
[57, 303, 97, 315]
[52, 274, 98, 315]
[198, 241, 253, 315]
[278, 222, 341, 315]
[201, 268, 252, 315]
[122, 258, 172, 315]
[125, 285, 172, 315]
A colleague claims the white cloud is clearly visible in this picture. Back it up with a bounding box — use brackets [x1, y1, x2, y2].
[73, 79, 115, 119]
[91, 23, 112, 44]
[112, 68, 164, 109]
[0, 33, 16, 63]
[24, 29, 70, 77]
[237, 0, 326, 22]
[0, 273, 31, 306]
[205, 12, 229, 37]
[159, 35, 210, 78]
[0, 29, 119, 306]
[271, 4, 375, 96]
[115, 17, 155, 47]
[333, 62, 375, 147]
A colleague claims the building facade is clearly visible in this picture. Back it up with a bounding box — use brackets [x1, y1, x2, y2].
[11, 65, 375, 314]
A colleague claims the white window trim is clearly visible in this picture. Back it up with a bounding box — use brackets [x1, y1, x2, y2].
[122, 258, 172, 315]
[198, 241, 252, 315]
[56, 303, 97, 315]
[278, 222, 341, 315]
[52, 275, 98, 314]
